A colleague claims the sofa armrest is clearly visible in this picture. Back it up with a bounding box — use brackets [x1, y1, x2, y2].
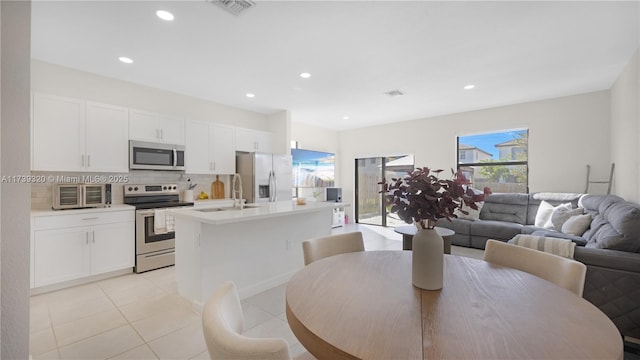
[574, 247, 640, 273]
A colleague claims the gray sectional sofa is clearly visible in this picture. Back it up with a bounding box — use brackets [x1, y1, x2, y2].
[437, 192, 640, 339]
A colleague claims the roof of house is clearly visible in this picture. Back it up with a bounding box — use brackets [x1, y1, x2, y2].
[459, 144, 493, 157]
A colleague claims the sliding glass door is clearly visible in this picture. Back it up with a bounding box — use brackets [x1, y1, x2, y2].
[355, 155, 413, 227]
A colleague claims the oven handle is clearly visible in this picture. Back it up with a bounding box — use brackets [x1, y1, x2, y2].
[136, 207, 192, 216]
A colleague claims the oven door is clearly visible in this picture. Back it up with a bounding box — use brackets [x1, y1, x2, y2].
[135, 209, 176, 255]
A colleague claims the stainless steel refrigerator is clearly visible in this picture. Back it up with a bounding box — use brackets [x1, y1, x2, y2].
[236, 152, 293, 203]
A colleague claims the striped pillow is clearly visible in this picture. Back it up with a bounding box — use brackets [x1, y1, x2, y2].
[508, 234, 576, 259]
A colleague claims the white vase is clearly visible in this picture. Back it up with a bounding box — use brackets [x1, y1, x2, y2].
[412, 225, 444, 290]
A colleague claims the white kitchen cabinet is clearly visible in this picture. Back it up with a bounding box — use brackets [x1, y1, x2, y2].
[85, 102, 129, 172]
[185, 120, 235, 174]
[31, 93, 128, 172]
[129, 109, 184, 145]
[32, 93, 85, 172]
[31, 208, 134, 288]
[235, 127, 273, 153]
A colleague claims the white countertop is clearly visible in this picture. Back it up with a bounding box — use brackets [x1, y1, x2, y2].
[31, 204, 135, 216]
[172, 200, 349, 225]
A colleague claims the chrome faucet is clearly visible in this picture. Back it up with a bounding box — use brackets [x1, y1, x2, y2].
[231, 173, 244, 209]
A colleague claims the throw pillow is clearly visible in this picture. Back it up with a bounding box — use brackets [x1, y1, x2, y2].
[508, 234, 576, 258]
[551, 207, 583, 231]
[535, 201, 571, 228]
[455, 202, 484, 221]
[562, 214, 592, 236]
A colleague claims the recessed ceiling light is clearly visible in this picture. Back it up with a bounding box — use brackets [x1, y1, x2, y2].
[246, 93, 255, 98]
[118, 56, 133, 64]
[300, 72, 311, 79]
[464, 84, 476, 90]
[343, 116, 350, 120]
[156, 10, 175, 21]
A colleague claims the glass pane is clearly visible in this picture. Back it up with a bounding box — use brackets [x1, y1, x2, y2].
[463, 164, 528, 193]
[384, 155, 414, 227]
[356, 158, 383, 225]
[459, 129, 528, 163]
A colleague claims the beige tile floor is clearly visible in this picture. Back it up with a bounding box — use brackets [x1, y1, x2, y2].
[30, 223, 484, 360]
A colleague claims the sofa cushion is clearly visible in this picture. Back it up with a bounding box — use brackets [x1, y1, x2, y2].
[551, 207, 584, 230]
[480, 193, 528, 224]
[437, 218, 471, 235]
[508, 234, 576, 258]
[534, 201, 572, 228]
[527, 192, 582, 225]
[562, 214, 592, 236]
[470, 220, 523, 240]
[585, 200, 640, 253]
[455, 201, 484, 221]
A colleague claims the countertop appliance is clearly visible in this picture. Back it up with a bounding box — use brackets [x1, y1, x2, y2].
[52, 183, 106, 210]
[129, 140, 185, 171]
[236, 152, 292, 203]
[123, 183, 194, 273]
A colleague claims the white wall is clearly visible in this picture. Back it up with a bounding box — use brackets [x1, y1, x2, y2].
[31, 60, 270, 130]
[338, 91, 612, 218]
[1, 1, 31, 358]
[610, 49, 640, 203]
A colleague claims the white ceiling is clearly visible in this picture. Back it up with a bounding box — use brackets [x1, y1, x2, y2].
[31, 1, 640, 131]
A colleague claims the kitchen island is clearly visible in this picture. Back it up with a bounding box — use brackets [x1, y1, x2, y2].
[172, 200, 348, 305]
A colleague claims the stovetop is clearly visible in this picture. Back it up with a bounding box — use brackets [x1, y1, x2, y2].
[123, 183, 193, 210]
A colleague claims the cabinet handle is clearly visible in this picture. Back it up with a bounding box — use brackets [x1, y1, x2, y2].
[86, 232, 89, 245]
[212, 162, 216, 170]
[156, 128, 160, 139]
[81, 155, 85, 167]
[87, 154, 91, 167]
[161, 129, 164, 139]
[82, 217, 99, 221]
[92, 231, 95, 244]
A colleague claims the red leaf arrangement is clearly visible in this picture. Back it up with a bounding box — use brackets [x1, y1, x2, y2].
[379, 167, 491, 229]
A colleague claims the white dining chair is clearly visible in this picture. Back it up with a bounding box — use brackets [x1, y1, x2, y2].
[302, 232, 365, 265]
[483, 239, 587, 297]
[202, 281, 292, 360]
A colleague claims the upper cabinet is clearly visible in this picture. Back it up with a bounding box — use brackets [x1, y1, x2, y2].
[32, 93, 128, 172]
[129, 109, 184, 145]
[235, 127, 273, 153]
[185, 120, 235, 174]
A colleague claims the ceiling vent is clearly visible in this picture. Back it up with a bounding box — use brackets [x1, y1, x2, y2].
[207, 0, 256, 16]
[384, 89, 405, 97]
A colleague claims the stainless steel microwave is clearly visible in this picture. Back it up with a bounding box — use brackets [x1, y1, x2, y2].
[129, 140, 185, 171]
[52, 183, 105, 210]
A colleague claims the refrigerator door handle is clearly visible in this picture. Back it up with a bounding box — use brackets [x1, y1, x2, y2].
[272, 171, 278, 202]
[268, 170, 274, 202]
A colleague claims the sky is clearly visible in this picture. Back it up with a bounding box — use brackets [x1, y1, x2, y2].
[459, 130, 526, 160]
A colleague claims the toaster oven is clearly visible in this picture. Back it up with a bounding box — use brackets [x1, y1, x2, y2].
[52, 183, 106, 210]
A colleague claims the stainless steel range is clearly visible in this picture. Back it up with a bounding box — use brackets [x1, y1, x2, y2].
[123, 184, 193, 273]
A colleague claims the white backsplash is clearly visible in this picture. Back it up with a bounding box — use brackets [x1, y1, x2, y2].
[31, 171, 231, 210]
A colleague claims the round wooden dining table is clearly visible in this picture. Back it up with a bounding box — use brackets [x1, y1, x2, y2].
[286, 251, 623, 360]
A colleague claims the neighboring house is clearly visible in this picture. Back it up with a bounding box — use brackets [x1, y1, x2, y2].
[458, 144, 493, 164]
[458, 144, 493, 182]
[495, 139, 526, 160]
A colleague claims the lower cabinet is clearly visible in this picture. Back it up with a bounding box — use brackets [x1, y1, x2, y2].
[32, 208, 134, 288]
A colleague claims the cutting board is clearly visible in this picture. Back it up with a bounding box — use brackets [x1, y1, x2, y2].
[211, 175, 225, 199]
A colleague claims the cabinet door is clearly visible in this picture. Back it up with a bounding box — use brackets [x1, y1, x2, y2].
[34, 228, 90, 287]
[86, 102, 129, 172]
[210, 124, 235, 174]
[90, 221, 134, 275]
[255, 130, 273, 153]
[129, 109, 160, 142]
[157, 115, 184, 145]
[185, 120, 212, 174]
[32, 93, 85, 171]
[235, 127, 258, 152]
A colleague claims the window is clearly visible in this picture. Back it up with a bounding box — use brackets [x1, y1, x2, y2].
[457, 129, 528, 193]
